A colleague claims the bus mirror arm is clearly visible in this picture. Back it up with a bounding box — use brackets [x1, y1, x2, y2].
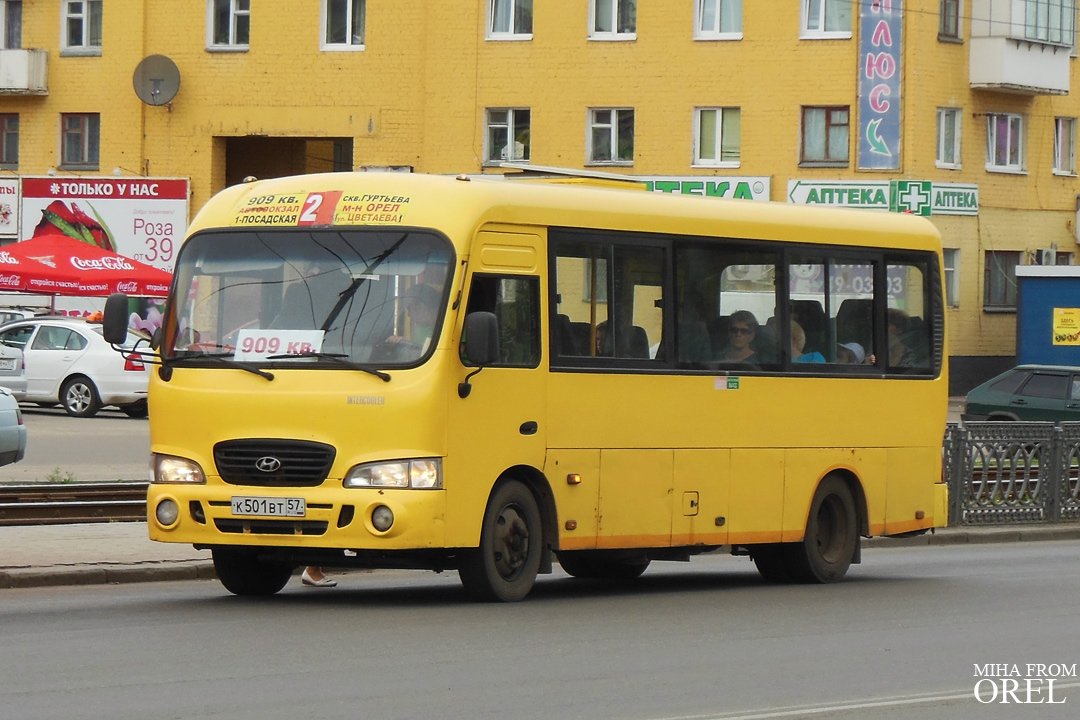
[458, 311, 499, 399]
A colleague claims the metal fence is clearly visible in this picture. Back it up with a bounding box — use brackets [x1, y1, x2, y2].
[945, 422, 1080, 525]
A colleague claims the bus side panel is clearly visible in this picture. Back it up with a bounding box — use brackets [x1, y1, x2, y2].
[884, 447, 943, 534]
[672, 449, 730, 546]
[596, 449, 673, 549]
[727, 449, 785, 545]
[544, 449, 600, 551]
[780, 448, 888, 542]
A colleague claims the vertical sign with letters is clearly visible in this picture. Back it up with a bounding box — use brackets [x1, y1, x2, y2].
[858, 0, 902, 170]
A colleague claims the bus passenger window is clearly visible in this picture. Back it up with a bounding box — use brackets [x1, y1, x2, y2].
[462, 274, 540, 367]
[831, 262, 876, 366]
[552, 237, 664, 365]
[886, 261, 932, 373]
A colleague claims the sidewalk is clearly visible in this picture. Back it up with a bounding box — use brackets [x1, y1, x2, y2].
[2, 521, 1079, 590]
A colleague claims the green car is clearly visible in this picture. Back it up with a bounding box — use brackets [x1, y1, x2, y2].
[962, 365, 1080, 422]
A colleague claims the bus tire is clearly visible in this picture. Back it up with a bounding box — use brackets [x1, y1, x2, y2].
[212, 548, 294, 596]
[458, 480, 542, 602]
[557, 551, 650, 580]
[786, 475, 858, 584]
[750, 544, 793, 583]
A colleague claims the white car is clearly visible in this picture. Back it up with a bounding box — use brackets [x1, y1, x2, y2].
[0, 342, 25, 401]
[0, 317, 151, 418]
[0, 386, 26, 465]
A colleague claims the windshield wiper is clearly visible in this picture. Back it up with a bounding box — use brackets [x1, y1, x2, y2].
[266, 351, 391, 381]
[175, 351, 275, 381]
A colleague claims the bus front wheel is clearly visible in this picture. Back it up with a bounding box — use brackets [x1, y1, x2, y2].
[458, 480, 543, 602]
[212, 548, 294, 596]
[786, 475, 858, 583]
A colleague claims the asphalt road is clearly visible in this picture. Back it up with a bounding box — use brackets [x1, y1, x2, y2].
[1, 541, 1077, 720]
[0, 405, 150, 484]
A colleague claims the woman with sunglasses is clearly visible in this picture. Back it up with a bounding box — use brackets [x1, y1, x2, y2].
[721, 309, 760, 363]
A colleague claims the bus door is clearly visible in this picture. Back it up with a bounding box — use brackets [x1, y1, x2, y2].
[445, 231, 547, 548]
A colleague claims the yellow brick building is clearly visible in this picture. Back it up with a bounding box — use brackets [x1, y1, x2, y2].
[1, 0, 1077, 391]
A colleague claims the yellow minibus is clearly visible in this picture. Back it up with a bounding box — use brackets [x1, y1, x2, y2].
[104, 171, 948, 601]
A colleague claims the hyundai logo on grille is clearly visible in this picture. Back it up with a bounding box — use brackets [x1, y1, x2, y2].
[255, 456, 282, 473]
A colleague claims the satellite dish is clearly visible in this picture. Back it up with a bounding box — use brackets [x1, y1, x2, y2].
[133, 55, 181, 106]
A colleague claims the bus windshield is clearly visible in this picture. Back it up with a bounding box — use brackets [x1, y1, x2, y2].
[169, 228, 453, 367]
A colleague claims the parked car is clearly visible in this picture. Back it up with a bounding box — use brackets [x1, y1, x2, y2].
[0, 342, 25, 401]
[0, 386, 27, 465]
[0, 317, 150, 418]
[0, 306, 50, 327]
[962, 364, 1080, 422]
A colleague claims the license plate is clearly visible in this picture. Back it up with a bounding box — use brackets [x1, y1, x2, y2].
[231, 496, 306, 517]
[0, 358, 15, 371]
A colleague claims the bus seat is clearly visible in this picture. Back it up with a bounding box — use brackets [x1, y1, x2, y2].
[677, 321, 712, 363]
[753, 324, 779, 363]
[791, 299, 827, 354]
[554, 313, 580, 356]
[706, 316, 729, 357]
[836, 298, 873, 350]
[623, 325, 650, 358]
[569, 322, 591, 355]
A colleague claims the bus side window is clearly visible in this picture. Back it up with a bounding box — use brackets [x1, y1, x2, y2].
[461, 274, 540, 367]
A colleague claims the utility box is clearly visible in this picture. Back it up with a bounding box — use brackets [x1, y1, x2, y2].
[1015, 266, 1080, 365]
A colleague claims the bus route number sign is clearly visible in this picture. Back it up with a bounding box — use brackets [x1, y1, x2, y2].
[234, 329, 325, 361]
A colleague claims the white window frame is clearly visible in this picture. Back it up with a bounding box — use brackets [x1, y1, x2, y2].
[487, 0, 533, 40]
[800, 0, 852, 40]
[693, 107, 741, 167]
[695, 0, 743, 40]
[207, 0, 249, 51]
[60, 0, 102, 55]
[936, 107, 962, 169]
[588, 0, 636, 41]
[1024, 0, 1077, 47]
[1054, 117, 1077, 175]
[943, 248, 959, 308]
[985, 112, 1026, 174]
[320, 0, 365, 51]
[484, 108, 531, 165]
[587, 107, 634, 166]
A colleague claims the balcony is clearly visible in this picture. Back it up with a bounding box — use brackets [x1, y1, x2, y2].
[0, 49, 48, 96]
[969, 0, 1072, 95]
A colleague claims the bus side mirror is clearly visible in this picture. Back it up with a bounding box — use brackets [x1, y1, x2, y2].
[103, 293, 130, 345]
[459, 311, 498, 398]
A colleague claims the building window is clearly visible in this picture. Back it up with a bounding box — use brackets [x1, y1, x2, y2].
[1025, 0, 1077, 45]
[695, 0, 742, 39]
[485, 108, 530, 164]
[801, 106, 849, 165]
[943, 248, 959, 307]
[0, 114, 17, 169]
[801, 0, 852, 39]
[936, 107, 962, 169]
[694, 107, 740, 166]
[61, 0, 102, 54]
[589, 0, 636, 40]
[322, 0, 365, 49]
[2, 1, 22, 49]
[588, 108, 634, 165]
[985, 113, 1025, 173]
[208, 0, 249, 49]
[939, 0, 961, 40]
[984, 250, 1020, 309]
[60, 113, 99, 169]
[1054, 117, 1077, 175]
[488, 0, 532, 39]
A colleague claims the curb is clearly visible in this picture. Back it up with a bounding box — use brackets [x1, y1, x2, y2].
[3, 527, 1079, 590]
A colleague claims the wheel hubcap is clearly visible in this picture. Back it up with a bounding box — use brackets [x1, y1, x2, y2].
[67, 385, 90, 412]
[815, 496, 847, 563]
[491, 504, 530, 580]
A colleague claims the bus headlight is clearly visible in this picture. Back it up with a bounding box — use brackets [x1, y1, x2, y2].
[152, 454, 206, 484]
[344, 458, 442, 489]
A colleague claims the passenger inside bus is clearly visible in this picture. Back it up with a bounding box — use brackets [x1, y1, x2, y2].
[719, 310, 760, 363]
[791, 320, 825, 363]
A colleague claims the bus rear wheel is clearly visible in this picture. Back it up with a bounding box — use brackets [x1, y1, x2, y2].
[750, 544, 793, 583]
[786, 475, 858, 583]
[558, 551, 650, 580]
[212, 548, 294, 596]
[458, 480, 542, 602]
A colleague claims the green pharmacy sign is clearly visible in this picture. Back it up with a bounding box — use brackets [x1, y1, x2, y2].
[787, 180, 978, 216]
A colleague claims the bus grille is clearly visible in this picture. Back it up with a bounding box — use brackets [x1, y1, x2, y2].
[213, 439, 336, 487]
[214, 518, 329, 535]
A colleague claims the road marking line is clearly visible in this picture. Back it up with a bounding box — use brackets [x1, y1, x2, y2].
[649, 681, 1080, 720]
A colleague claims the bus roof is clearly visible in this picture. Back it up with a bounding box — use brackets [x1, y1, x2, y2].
[191, 171, 942, 255]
